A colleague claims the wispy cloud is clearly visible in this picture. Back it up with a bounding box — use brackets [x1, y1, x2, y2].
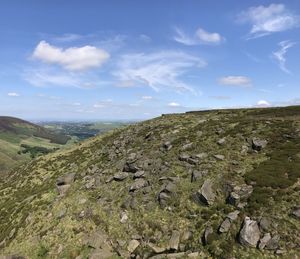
[237, 3, 300, 39]
[7, 92, 20, 97]
[209, 95, 231, 100]
[114, 51, 206, 93]
[142, 96, 153, 100]
[24, 68, 110, 88]
[32, 41, 110, 71]
[218, 76, 252, 87]
[174, 27, 224, 45]
[272, 40, 295, 74]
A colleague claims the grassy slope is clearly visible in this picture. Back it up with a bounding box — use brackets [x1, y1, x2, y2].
[0, 107, 299, 258]
[0, 117, 71, 173]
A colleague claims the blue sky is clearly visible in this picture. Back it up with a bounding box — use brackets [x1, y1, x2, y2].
[0, 0, 300, 120]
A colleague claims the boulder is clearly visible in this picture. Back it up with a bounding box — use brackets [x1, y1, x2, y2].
[129, 178, 149, 192]
[238, 217, 260, 247]
[195, 152, 208, 160]
[181, 143, 193, 151]
[133, 171, 146, 179]
[147, 243, 167, 254]
[252, 138, 267, 151]
[197, 179, 215, 206]
[191, 170, 203, 182]
[259, 217, 272, 232]
[228, 184, 253, 207]
[127, 239, 140, 253]
[219, 218, 231, 233]
[227, 210, 240, 221]
[202, 225, 213, 245]
[113, 172, 129, 181]
[168, 230, 180, 251]
[258, 233, 271, 250]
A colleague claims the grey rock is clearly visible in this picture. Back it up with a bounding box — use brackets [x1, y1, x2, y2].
[120, 211, 128, 224]
[291, 207, 300, 218]
[197, 179, 215, 206]
[181, 230, 193, 242]
[217, 137, 226, 145]
[133, 171, 146, 179]
[213, 154, 225, 161]
[195, 152, 208, 160]
[168, 230, 180, 251]
[113, 172, 129, 181]
[181, 143, 193, 151]
[219, 218, 231, 233]
[147, 243, 167, 254]
[162, 141, 172, 151]
[202, 225, 213, 245]
[252, 138, 267, 151]
[56, 173, 75, 196]
[258, 233, 271, 250]
[239, 217, 260, 247]
[127, 239, 140, 253]
[228, 184, 253, 207]
[265, 235, 280, 250]
[227, 210, 240, 221]
[191, 170, 204, 182]
[123, 162, 139, 173]
[129, 178, 149, 192]
[259, 217, 272, 232]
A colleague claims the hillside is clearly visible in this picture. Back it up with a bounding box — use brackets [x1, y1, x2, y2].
[0, 116, 71, 173]
[0, 106, 300, 258]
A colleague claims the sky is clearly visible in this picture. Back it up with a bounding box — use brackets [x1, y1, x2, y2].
[0, 0, 300, 120]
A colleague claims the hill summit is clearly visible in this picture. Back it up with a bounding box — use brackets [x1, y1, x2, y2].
[0, 107, 300, 258]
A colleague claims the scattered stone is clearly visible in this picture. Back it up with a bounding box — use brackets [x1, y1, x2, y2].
[123, 162, 139, 173]
[217, 137, 226, 145]
[259, 217, 272, 232]
[113, 172, 129, 181]
[239, 217, 260, 247]
[265, 235, 280, 250]
[213, 154, 225, 161]
[258, 233, 271, 250]
[168, 230, 180, 251]
[197, 179, 215, 206]
[133, 171, 146, 179]
[291, 206, 300, 219]
[181, 230, 193, 242]
[227, 210, 240, 221]
[148, 243, 167, 254]
[219, 218, 231, 233]
[195, 152, 208, 160]
[129, 178, 149, 192]
[228, 184, 253, 207]
[202, 225, 213, 245]
[191, 170, 204, 182]
[85, 177, 96, 189]
[56, 173, 76, 196]
[127, 239, 140, 253]
[162, 141, 172, 151]
[120, 211, 128, 224]
[275, 249, 286, 255]
[181, 143, 193, 151]
[241, 145, 248, 155]
[252, 138, 267, 151]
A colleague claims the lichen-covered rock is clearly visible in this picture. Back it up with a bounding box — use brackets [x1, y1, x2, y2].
[239, 217, 260, 247]
[197, 179, 215, 206]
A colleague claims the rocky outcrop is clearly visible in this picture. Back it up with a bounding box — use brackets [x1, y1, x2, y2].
[195, 179, 215, 206]
[239, 217, 260, 247]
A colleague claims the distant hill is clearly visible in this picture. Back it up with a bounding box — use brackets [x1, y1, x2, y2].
[0, 116, 71, 173]
[0, 106, 299, 258]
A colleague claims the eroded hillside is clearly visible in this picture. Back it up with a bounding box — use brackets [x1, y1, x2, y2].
[0, 107, 300, 258]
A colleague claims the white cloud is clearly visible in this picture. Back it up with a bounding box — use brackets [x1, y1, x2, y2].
[114, 51, 206, 93]
[139, 34, 151, 42]
[7, 92, 20, 97]
[218, 76, 252, 87]
[256, 100, 271, 107]
[168, 102, 181, 107]
[174, 27, 224, 45]
[272, 40, 295, 74]
[72, 102, 81, 106]
[142, 96, 153, 100]
[32, 41, 110, 71]
[238, 4, 300, 39]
